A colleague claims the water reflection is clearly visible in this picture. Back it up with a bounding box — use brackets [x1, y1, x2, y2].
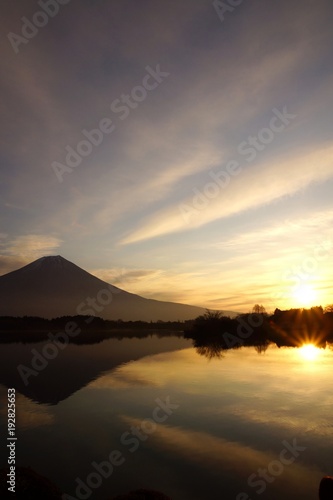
[195, 340, 271, 359]
[298, 343, 322, 361]
[195, 343, 226, 359]
[0, 333, 189, 405]
[255, 341, 269, 354]
[0, 335, 332, 499]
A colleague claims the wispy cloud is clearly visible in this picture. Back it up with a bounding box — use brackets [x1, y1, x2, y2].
[91, 267, 162, 286]
[91, 266, 207, 305]
[3, 235, 62, 261]
[219, 210, 333, 249]
[120, 143, 333, 244]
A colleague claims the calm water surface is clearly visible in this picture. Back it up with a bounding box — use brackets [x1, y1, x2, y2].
[0, 334, 332, 500]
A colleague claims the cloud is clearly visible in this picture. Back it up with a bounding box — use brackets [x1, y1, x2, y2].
[90, 267, 162, 285]
[120, 143, 333, 244]
[91, 266, 206, 304]
[3, 234, 62, 260]
[217, 210, 333, 250]
[87, 145, 222, 230]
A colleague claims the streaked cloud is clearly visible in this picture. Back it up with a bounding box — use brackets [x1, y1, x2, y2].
[220, 211, 333, 249]
[120, 143, 333, 244]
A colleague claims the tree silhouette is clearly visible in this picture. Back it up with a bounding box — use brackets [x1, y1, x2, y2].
[252, 304, 267, 314]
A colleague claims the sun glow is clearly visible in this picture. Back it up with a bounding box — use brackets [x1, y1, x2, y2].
[298, 344, 321, 361]
[292, 284, 318, 307]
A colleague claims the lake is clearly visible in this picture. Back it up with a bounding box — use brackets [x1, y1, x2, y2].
[0, 334, 332, 500]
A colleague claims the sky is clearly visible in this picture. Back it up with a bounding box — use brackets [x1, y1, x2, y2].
[1, 0, 333, 313]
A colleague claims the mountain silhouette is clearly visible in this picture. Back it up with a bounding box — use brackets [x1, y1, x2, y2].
[0, 255, 207, 321]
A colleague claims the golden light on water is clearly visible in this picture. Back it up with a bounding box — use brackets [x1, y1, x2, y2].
[298, 344, 321, 362]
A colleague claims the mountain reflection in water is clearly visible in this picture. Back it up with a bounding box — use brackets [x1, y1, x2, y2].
[0, 333, 332, 500]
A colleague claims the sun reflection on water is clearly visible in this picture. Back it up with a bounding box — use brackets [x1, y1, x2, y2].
[298, 343, 321, 361]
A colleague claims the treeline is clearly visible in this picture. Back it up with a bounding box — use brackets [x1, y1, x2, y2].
[0, 315, 190, 343]
[185, 306, 333, 350]
[0, 315, 190, 331]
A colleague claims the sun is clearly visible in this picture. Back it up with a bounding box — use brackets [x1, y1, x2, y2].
[298, 344, 321, 361]
[292, 283, 318, 307]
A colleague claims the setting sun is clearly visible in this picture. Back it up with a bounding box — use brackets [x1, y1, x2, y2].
[298, 344, 321, 361]
[292, 284, 318, 308]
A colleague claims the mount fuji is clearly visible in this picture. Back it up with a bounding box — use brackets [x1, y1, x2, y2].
[0, 255, 207, 321]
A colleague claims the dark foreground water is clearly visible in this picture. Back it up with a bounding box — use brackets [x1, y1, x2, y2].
[0, 334, 332, 500]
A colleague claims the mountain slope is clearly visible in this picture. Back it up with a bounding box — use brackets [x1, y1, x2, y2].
[0, 255, 207, 321]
